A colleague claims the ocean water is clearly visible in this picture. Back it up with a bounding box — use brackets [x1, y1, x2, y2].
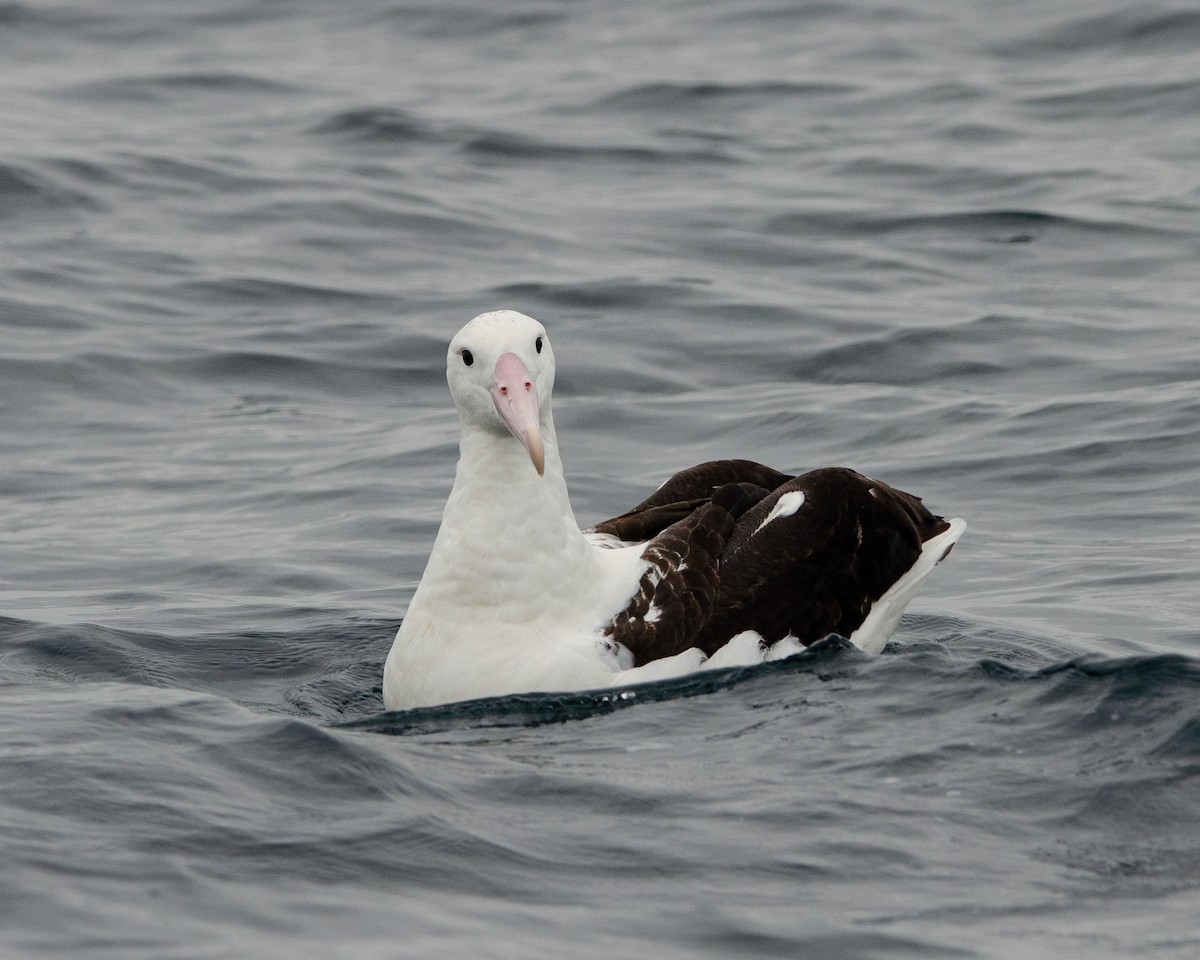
[2, 0, 1199, 956]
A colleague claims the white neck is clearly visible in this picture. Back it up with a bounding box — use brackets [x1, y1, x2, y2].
[408, 415, 599, 629]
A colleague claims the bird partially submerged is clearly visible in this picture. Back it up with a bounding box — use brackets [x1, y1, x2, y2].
[383, 310, 964, 710]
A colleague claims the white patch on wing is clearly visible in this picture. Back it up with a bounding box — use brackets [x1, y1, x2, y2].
[753, 490, 806, 536]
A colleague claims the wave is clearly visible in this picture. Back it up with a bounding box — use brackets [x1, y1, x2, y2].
[997, 8, 1200, 55]
[596, 80, 858, 111]
[352, 640, 1200, 746]
[462, 129, 738, 166]
[0, 161, 104, 219]
[0, 616, 388, 719]
[767, 207, 1185, 243]
[368, 3, 567, 39]
[308, 107, 438, 145]
[63, 72, 302, 104]
[1022, 79, 1200, 121]
[491, 278, 701, 311]
[7, 614, 1193, 745]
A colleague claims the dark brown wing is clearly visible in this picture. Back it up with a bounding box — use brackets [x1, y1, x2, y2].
[588, 459, 791, 543]
[602, 483, 762, 665]
[692, 467, 951, 653]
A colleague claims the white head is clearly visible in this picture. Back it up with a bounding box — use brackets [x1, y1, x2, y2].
[447, 310, 555, 476]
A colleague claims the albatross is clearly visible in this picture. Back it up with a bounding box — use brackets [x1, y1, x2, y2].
[383, 310, 965, 710]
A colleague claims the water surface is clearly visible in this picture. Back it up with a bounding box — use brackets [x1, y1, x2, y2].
[2, 1, 1199, 956]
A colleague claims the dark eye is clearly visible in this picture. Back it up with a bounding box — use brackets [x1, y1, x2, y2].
[535, 336, 543, 354]
[461, 349, 474, 367]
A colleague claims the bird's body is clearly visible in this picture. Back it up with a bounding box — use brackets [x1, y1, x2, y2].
[383, 310, 964, 711]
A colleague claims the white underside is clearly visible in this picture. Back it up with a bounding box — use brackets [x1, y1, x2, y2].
[384, 515, 967, 709]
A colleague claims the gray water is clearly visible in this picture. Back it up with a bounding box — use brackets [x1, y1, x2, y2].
[2, 1, 1199, 957]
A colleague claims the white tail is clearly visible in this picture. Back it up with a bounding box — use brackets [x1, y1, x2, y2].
[849, 518, 967, 655]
